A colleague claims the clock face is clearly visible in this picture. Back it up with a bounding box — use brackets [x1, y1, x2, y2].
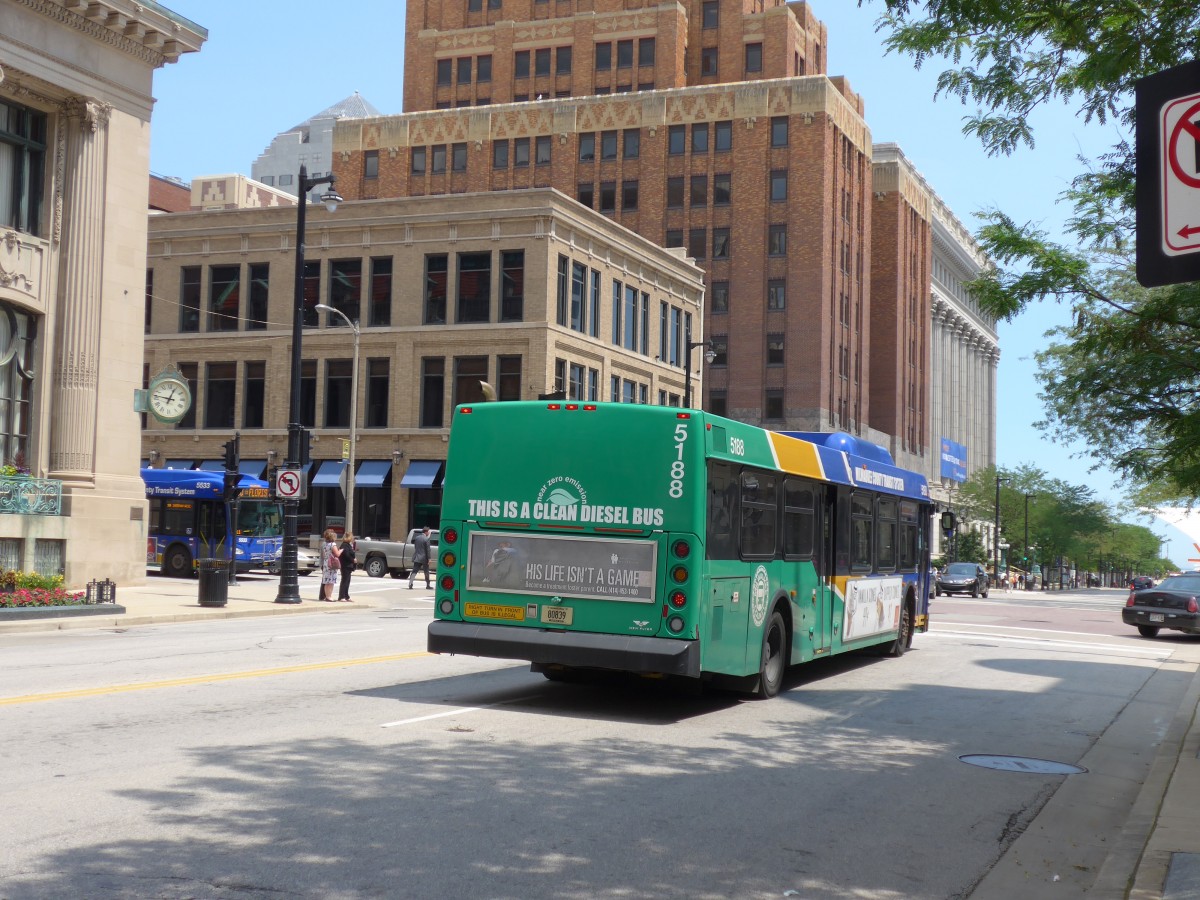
[149, 377, 191, 422]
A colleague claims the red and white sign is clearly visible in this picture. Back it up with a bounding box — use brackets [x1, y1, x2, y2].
[275, 467, 303, 500]
[1161, 91, 1200, 255]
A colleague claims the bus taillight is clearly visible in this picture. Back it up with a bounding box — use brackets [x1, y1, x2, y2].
[440, 574, 455, 591]
[667, 615, 686, 634]
[672, 539, 690, 558]
[669, 590, 686, 608]
[443, 527, 457, 544]
[671, 565, 688, 583]
[439, 599, 455, 615]
[441, 551, 456, 567]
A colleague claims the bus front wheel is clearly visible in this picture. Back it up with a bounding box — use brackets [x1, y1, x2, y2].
[163, 545, 193, 579]
[757, 610, 787, 698]
[885, 598, 914, 658]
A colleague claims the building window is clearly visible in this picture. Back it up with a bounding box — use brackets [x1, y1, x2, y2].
[765, 389, 784, 420]
[771, 169, 788, 202]
[690, 175, 707, 207]
[595, 43, 612, 71]
[768, 278, 786, 310]
[769, 224, 787, 256]
[478, 55, 493, 82]
[571, 261, 587, 332]
[712, 228, 730, 258]
[493, 140, 509, 169]
[745, 43, 763, 73]
[208, 265, 240, 332]
[302, 261, 320, 327]
[577, 182, 595, 208]
[457, 57, 473, 84]
[498, 355, 522, 401]
[515, 50, 530, 78]
[668, 125, 686, 155]
[0, 302, 33, 462]
[701, 47, 719, 76]
[601, 130, 618, 160]
[325, 359, 352, 427]
[710, 336, 728, 366]
[437, 59, 452, 86]
[622, 180, 639, 210]
[639, 37, 656, 67]
[536, 135, 552, 165]
[367, 256, 391, 328]
[242, 361, 265, 429]
[535, 48, 551, 76]
[665, 229, 683, 248]
[329, 259, 361, 323]
[692, 123, 709, 153]
[177, 363, 198, 429]
[558, 255, 570, 326]
[420, 358, 444, 428]
[300, 360, 317, 427]
[366, 358, 389, 427]
[623, 129, 640, 158]
[557, 46, 573, 75]
[180, 267, 201, 332]
[702, 0, 719, 28]
[710, 390, 727, 416]
[0, 101, 46, 235]
[767, 334, 785, 366]
[278, 174, 293, 186]
[579, 133, 595, 161]
[425, 254, 448, 324]
[412, 146, 427, 174]
[203, 362, 236, 429]
[617, 40, 634, 68]
[514, 137, 530, 167]
[363, 150, 379, 179]
[567, 363, 585, 400]
[711, 280, 729, 314]
[244, 263, 268, 331]
[431, 144, 447, 173]
[713, 173, 731, 205]
[501, 250, 524, 322]
[457, 252, 491, 323]
[469, 0, 482, 10]
[715, 120, 732, 152]
[452, 142, 468, 172]
[454, 356, 489, 406]
[144, 269, 154, 334]
[599, 181, 617, 212]
[590, 270, 601, 338]
[771, 116, 788, 147]
[667, 177, 684, 208]
[688, 228, 706, 259]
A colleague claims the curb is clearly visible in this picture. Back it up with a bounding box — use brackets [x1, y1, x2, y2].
[0, 601, 370, 634]
[0, 604, 126, 621]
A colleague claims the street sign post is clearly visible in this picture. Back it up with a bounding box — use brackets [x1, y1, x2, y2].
[1136, 59, 1200, 287]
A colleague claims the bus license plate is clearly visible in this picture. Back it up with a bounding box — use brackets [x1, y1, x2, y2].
[1149, 613, 1165, 623]
[541, 606, 573, 626]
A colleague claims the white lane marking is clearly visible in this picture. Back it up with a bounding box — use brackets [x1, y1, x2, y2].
[924, 630, 1171, 659]
[274, 629, 382, 640]
[380, 694, 539, 728]
[937, 622, 1124, 638]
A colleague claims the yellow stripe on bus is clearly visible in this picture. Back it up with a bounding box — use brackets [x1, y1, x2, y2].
[767, 432, 825, 479]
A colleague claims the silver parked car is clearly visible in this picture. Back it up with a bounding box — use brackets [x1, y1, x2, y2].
[267, 545, 318, 576]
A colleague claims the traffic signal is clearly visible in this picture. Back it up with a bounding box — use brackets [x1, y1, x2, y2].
[222, 434, 240, 471]
[940, 511, 957, 536]
[298, 427, 312, 467]
[223, 468, 242, 502]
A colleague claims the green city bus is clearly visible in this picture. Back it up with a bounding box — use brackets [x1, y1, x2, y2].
[428, 401, 934, 696]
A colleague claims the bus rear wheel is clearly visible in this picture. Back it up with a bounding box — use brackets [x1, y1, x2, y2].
[163, 545, 193, 579]
[885, 598, 914, 657]
[757, 610, 787, 698]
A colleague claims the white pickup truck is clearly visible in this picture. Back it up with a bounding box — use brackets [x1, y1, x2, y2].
[356, 528, 439, 579]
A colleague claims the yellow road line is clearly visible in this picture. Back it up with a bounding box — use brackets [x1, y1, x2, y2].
[0, 651, 433, 706]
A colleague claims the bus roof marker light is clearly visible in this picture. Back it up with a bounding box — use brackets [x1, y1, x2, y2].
[583, 404, 597, 411]
[460, 407, 473, 414]
[676, 412, 691, 419]
[565, 404, 579, 411]
[547, 404, 561, 410]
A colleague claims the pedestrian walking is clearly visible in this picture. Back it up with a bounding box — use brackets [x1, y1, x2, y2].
[408, 525, 432, 590]
[337, 532, 357, 601]
[320, 528, 341, 601]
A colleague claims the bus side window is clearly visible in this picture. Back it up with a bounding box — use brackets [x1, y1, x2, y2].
[782, 477, 814, 559]
[876, 497, 897, 572]
[706, 461, 738, 560]
[898, 500, 919, 571]
[850, 491, 873, 572]
[739, 469, 777, 558]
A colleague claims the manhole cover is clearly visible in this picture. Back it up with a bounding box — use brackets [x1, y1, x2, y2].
[959, 754, 1087, 775]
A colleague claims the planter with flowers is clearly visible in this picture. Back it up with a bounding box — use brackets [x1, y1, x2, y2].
[0, 571, 120, 620]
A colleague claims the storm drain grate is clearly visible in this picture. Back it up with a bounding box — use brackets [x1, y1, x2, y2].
[959, 754, 1088, 775]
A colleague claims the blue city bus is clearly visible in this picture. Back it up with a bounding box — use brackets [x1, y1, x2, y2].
[142, 468, 282, 577]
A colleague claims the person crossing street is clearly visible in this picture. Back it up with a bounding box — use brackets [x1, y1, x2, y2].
[408, 525, 432, 590]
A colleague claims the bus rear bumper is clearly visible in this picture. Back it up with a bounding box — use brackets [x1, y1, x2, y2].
[427, 620, 700, 678]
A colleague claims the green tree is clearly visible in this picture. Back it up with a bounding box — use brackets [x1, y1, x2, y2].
[867, 1, 1200, 500]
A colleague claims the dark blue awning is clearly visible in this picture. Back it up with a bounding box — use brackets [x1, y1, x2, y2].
[400, 459, 444, 488]
[239, 460, 267, 478]
[199, 459, 223, 471]
[355, 460, 392, 488]
[312, 459, 346, 487]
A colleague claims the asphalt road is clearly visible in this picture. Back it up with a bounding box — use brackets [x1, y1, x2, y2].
[1, 584, 1194, 899]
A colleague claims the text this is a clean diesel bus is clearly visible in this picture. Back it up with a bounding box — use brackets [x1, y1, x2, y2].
[142, 468, 281, 577]
[427, 402, 933, 696]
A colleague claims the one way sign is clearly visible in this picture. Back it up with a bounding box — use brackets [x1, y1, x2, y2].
[1137, 59, 1200, 286]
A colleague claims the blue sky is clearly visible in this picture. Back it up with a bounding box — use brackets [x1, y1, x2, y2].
[148, 0, 1192, 566]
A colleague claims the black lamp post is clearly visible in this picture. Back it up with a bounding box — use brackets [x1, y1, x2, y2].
[683, 337, 715, 409]
[993, 474, 1005, 583]
[276, 165, 342, 605]
[1023, 492, 1031, 591]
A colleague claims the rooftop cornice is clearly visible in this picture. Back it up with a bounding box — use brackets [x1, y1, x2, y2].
[22, 0, 207, 66]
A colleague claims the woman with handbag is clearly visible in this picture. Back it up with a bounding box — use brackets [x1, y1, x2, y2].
[320, 528, 341, 601]
[337, 532, 357, 602]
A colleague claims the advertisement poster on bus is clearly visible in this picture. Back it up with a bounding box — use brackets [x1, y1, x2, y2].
[842, 576, 903, 640]
[467, 531, 657, 602]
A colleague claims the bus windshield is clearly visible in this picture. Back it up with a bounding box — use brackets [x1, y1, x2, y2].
[235, 500, 283, 537]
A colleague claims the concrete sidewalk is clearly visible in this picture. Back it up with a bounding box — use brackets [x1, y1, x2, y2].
[3, 579, 1199, 897]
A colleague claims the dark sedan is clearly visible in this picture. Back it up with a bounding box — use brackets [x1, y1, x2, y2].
[936, 562, 990, 598]
[1123, 573, 1200, 638]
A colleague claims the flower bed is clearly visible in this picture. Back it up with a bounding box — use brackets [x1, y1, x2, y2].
[0, 587, 88, 608]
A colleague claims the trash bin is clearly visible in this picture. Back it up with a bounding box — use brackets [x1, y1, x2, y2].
[197, 559, 230, 607]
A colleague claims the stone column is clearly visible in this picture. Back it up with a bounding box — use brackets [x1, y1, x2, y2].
[49, 96, 110, 480]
